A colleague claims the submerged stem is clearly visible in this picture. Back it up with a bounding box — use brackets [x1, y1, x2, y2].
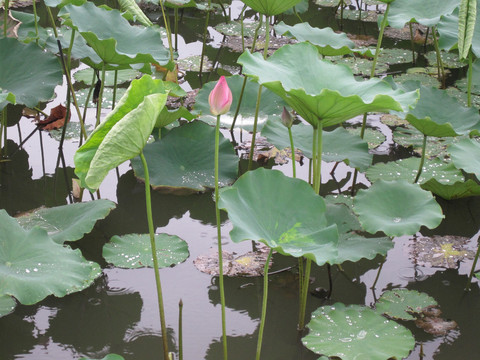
[414, 135, 427, 184]
[215, 114, 228, 360]
[255, 248, 273, 360]
[140, 151, 170, 360]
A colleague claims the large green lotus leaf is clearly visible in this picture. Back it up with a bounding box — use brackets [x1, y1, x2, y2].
[194, 75, 287, 131]
[449, 138, 480, 179]
[165, 0, 208, 9]
[0, 38, 62, 109]
[16, 200, 116, 244]
[274, 21, 355, 56]
[406, 86, 480, 137]
[131, 121, 238, 192]
[74, 75, 169, 191]
[261, 119, 372, 171]
[284, 0, 308, 14]
[118, 0, 152, 27]
[354, 180, 444, 237]
[375, 289, 438, 321]
[388, 0, 459, 28]
[219, 168, 339, 265]
[0, 210, 101, 305]
[238, 42, 418, 128]
[0, 295, 16, 318]
[423, 178, 480, 199]
[241, 0, 302, 15]
[103, 233, 189, 268]
[61, 3, 171, 69]
[392, 125, 454, 158]
[302, 303, 415, 360]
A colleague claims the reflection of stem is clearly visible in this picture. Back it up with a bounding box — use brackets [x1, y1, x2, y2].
[215, 115, 228, 360]
[432, 26, 446, 89]
[139, 151, 170, 360]
[371, 256, 385, 289]
[298, 258, 303, 305]
[414, 135, 427, 184]
[288, 127, 296, 178]
[298, 258, 311, 330]
[255, 248, 273, 360]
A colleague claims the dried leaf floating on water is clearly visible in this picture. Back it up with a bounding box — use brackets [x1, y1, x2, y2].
[35, 104, 71, 130]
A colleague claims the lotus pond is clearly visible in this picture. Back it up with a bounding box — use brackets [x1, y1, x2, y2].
[1, 0, 480, 359]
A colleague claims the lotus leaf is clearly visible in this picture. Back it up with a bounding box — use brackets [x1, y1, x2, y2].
[354, 180, 444, 237]
[215, 21, 267, 37]
[74, 75, 169, 191]
[103, 233, 189, 268]
[449, 138, 480, 179]
[315, 0, 351, 7]
[241, 0, 302, 16]
[165, 0, 208, 9]
[283, 0, 308, 14]
[238, 42, 418, 128]
[330, 56, 389, 77]
[131, 121, 238, 193]
[194, 75, 286, 131]
[302, 303, 415, 360]
[74, 68, 140, 86]
[61, 2, 171, 70]
[392, 125, 454, 158]
[388, 0, 459, 28]
[261, 119, 372, 171]
[118, 0, 152, 27]
[425, 50, 464, 68]
[337, 10, 379, 22]
[218, 168, 338, 265]
[274, 21, 355, 56]
[423, 178, 480, 199]
[406, 86, 480, 137]
[0, 295, 16, 317]
[0, 210, 101, 305]
[346, 127, 386, 149]
[375, 289, 438, 320]
[76, 87, 127, 109]
[16, 200, 116, 244]
[0, 37, 62, 109]
[80, 355, 125, 360]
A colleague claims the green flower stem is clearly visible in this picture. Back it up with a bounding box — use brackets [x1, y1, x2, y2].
[112, 70, 118, 110]
[414, 135, 427, 184]
[230, 16, 263, 131]
[159, 0, 174, 62]
[215, 114, 228, 360]
[95, 64, 106, 128]
[432, 26, 446, 88]
[288, 127, 296, 178]
[298, 258, 303, 305]
[3, 0, 8, 38]
[314, 122, 323, 195]
[32, 0, 39, 44]
[466, 237, 480, 290]
[467, 51, 473, 107]
[298, 258, 312, 330]
[199, 0, 212, 86]
[67, 29, 75, 70]
[140, 151, 170, 360]
[44, 3, 58, 38]
[255, 248, 273, 360]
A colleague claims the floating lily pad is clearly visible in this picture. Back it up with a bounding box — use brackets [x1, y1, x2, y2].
[194, 246, 272, 277]
[215, 21, 266, 37]
[392, 125, 454, 158]
[241, 0, 303, 15]
[379, 48, 416, 65]
[131, 121, 238, 193]
[74, 68, 140, 86]
[0, 295, 16, 318]
[330, 56, 389, 76]
[449, 138, 480, 179]
[354, 180, 444, 237]
[315, 0, 351, 7]
[380, 113, 409, 127]
[409, 235, 475, 268]
[302, 303, 415, 360]
[48, 122, 94, 142]
[375, 289, 438, 321]
[425, 51, 465, 69]
[80, 355, 125, 360]
[16, 200, 116, 244]
[346, 127, 386, 149]
[388, 0, 459, 28]
[446, 86, 480, 108]
[76, 87, 127, 108]
[336, 9, 378, 22]
[177, 55, 213, 72]
[394, 72, 440, 88]
[0, 210, 101, 305]
[219, 168, 338, 265]
[103, 233, 189, 268]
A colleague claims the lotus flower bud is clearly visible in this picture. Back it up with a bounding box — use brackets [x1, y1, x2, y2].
[281, 107, 293, 128]
[208, 76, 233, 116]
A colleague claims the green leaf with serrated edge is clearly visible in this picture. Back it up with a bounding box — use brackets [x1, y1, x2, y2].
[219, 168, 338, 265]
[238, 42, 418, 128]
[388, 0, 459, 28]
[103, 233, 189, 268]
[0, 210, 101, 305]
[74, 75, 169, 191]
[302, 303, 415, 360]
[16, 200, 116, 244]
[375, 289, 438, 320]
[354, 180, 444, 237]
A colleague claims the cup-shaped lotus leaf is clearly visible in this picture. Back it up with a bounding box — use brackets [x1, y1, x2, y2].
[406, 86, 480, 137]
[238, 42, 418, 128]
[218, 168, 338, 265]
[353, 179, 444, 237]
[388, 0, 459, 28]
[74, 75, 169, 191]
[241, 0, 302, 16]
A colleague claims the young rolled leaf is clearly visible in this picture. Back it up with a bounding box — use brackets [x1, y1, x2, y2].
[238, 42, 418, 128]
[74, 75, 169, 191]
[458, 0, 477, 59]
[219, 168, 338, 265]
[241, 0, 302, 16]
[0, 210, 101, 305]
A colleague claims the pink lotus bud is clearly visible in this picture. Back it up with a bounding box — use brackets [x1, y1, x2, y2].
[208, 76, 233, 116]
[281, 107, 293, 128]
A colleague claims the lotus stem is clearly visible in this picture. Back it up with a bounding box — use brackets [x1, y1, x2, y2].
[199, 0, 212, 86]
[39, 128, 46, 176]
[140, 151, 170, 360]
[215, 114, 228, 360]
[293, 6, 303, 23]
[0, 109, 5, 158]
[3, 0, 8, 38]
[288, 127, 296, 178]
[313, 123, 323, 195]
[248, 15, 270, 170]
[432, 26, 446, 88]
[256, 248, 273, 360]
[159, 0, 174, 62]
[80, 70, 97, 147]
[44, 2, 58, 38]
[467, 51, 473, 107]
[409, 23, 415, 64]
[174, 8, 178, 52]
[298, 258, 303, 305]
[414, 135, 427, 183]
[230, 16, 263, 131]
[466, 240, 480, 291]
[95, 64, 106, 128]
[32, 0, 39, 44]
[371, 256, 385, 289]
[67, 29, 75, 69]
[298, 258, 312, 330]
[178, 299, 183, 360]
[112, 70, 118, 110]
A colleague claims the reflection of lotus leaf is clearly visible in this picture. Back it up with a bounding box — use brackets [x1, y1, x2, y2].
[409, 235, 475, 268]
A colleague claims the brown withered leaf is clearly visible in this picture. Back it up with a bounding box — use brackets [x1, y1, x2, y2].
[0, 10, 21, 38]
[415, 316, 458, 336]
[36, 104, 70, 130]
